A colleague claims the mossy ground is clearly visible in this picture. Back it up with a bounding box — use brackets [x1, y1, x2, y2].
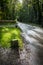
[0, 26, 23, 49]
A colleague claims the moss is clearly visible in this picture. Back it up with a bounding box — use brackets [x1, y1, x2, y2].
[0, 27, 23, 49]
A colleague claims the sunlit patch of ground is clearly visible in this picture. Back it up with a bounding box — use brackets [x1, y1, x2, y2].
[0, 27, 23, 49]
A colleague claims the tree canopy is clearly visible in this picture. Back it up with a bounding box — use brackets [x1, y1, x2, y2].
[0, 0, 43, 26]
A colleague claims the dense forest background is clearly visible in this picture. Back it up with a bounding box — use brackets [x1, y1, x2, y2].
[0, 0, 43, 26]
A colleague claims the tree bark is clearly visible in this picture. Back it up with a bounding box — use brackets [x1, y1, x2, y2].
[32, 0, 42, 24]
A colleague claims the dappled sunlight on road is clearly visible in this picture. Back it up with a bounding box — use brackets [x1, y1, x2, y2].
[17, 22, 43, 46]
[17, 22, 43, 65]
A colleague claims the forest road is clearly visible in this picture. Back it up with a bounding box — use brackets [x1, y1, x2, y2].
[17, 22, 43, 65]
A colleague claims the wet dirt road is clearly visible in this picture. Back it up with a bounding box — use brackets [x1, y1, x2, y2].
[17, 22, 43, 65]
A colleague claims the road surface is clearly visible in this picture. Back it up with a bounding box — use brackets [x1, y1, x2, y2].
[17, 22, 43, 65]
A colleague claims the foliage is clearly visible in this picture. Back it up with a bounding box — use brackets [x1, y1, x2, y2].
[0, 0, 18, 20]
[17, 0, 43, 26]
[0, 0, 43, 26]
[0, 27, 23, 49]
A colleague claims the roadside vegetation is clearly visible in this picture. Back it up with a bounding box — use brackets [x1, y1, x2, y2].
[0, 26, 23, 49]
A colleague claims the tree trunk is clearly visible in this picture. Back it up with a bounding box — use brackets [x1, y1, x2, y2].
[32, 0, 42, 25]
[37, 0, 42, 25]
